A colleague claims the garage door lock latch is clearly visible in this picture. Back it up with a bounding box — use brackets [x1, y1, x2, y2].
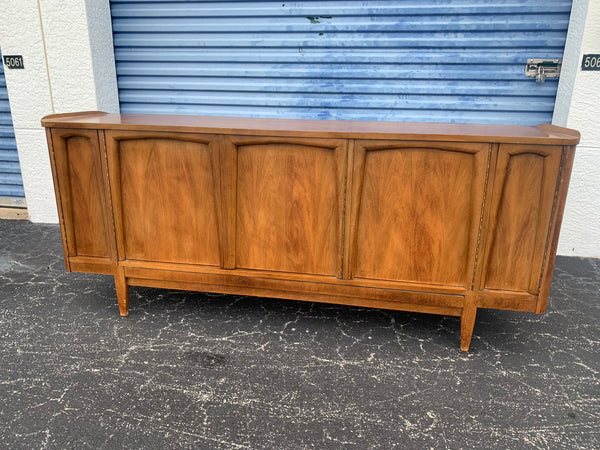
[526, 59, 562, 83]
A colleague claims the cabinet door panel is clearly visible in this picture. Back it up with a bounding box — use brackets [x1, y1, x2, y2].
[482, 144, 562, 293]
[106, 131, 221, 266]
[223, 136, 347, 276]
[350, 140, 489, 287]
[50, 129, 109, 258]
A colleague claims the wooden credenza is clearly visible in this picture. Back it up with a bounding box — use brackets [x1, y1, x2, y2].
[42, 112, 579, 350]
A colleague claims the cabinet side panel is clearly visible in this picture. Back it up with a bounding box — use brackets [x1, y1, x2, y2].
[117, 136, 221, 265]
[45, 129, 71, 270]
[353, 142, 487, 287]
[235, 140, 344, 276]
[51, 129, 109, 259]
[483, 145, 562, 293]
[537, 146, 575, 312]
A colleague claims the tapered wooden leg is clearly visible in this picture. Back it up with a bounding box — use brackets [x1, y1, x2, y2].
[460, 295, 477, 351]
[115, 268, 129, 316]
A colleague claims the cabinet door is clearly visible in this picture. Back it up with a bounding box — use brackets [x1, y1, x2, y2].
[348, 140, 490, 287]
[50, 128, 110, 261]
[221, 135, 347, 276]
[481, 144, 563, 294]
[105, 131, 221, 266]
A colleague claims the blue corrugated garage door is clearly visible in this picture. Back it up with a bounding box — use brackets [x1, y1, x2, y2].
[0, 48, 25, 207]
[110, 0, 572, 125]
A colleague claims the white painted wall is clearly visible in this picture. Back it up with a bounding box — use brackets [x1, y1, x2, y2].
[0, 0, 118, 223]
[554, 0, 600, 257]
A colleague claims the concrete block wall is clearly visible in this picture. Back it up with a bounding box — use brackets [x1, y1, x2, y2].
[0, 0, 118, 223]
[0, 0, 598, 257]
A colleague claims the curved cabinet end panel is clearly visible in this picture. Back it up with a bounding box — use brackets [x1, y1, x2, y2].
[482, 144, 563, 295]
[49, 129, 111, 265]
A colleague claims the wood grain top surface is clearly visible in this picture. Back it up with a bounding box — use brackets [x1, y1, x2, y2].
[41, 111, 580, 145]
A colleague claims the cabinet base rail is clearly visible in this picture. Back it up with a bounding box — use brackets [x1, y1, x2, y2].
[117, 272, 476, 349]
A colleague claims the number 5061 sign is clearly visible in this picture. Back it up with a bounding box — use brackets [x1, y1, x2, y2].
[582, 54, 600, 71]
[3, 55, 24, 69]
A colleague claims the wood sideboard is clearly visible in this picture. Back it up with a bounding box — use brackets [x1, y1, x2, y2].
[41, 112, 580, 350]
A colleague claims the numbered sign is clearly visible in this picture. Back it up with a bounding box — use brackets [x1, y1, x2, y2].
[581, 54, 600, 71]
[3, 55, 24, 69]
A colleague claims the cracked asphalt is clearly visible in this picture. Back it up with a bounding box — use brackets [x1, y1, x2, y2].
[1, 219, 599, 448]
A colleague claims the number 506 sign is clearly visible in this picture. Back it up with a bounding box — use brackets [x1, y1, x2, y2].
[582, 54, 600, 71]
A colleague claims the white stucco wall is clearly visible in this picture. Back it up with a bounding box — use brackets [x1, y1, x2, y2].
[554, 0, 600, 257]
[0, 0, 118, 223]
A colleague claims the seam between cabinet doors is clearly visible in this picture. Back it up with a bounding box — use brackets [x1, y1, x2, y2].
[100, 131, 120, 262]
[471, 144, 493, 290]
